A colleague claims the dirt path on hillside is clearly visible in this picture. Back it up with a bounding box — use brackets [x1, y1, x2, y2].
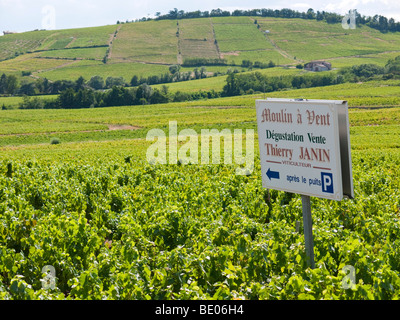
[176, 20, 183, 65]
[248, 17, 299, 65]
[106, 25, 122, 61]
[264, 35, 301, 64]
[210, 18, 222, 60]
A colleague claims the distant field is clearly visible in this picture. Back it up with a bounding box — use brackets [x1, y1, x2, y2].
[0, 25, 116, 61]
[0, 95, 58, 109]
[213, 23, 271, 52]
[3, 68, 396, 111]
[110, 20, 178, 64]
[211, 16, 253, 24]
[153, 66, 303, 94]
[222, 49, 294, 66]
[326, 51, 400, 68]
[35, 25, 117, 51]
[179, 18, 220, 60]
[210, 16, 293, 66]
[37, 61, 170, 82]
[153, 75, 227, 93]
[258, 18, 400, 61]
[0, 30, 50, 61]
[0, 79, 399, 147]
[0, 53, 77, 76]
[266, 79, 400, 108]
[38, 47, 108, 60]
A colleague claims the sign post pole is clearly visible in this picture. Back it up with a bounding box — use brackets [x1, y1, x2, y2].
[301, 195, 315, 269]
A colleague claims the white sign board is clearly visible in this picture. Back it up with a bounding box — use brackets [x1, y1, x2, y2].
[256, 98, 353, 201]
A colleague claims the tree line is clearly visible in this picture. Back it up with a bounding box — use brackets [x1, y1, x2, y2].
[150, 8, 400, 33]
[0, 65, 210, 96]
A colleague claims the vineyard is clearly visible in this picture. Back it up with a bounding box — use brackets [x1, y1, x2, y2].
[0, 146, 399, 299]
[1, 10, 400, 301]
[0, 92, 400, 299]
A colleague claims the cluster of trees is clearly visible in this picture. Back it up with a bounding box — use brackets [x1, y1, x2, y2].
[0, 74, 129, 96]
[339, 64, 386, 81]
[385, 56, 400, 75]
[18, 83, 221, 109]
[222, 72, 345, 96]
[155, 8, 231, 20]
[151, 8, 400, 33]
[223, 57, 400, 97]
[241, 60, 275, 69]
[356, 13, 400, 33]
[182, 58, 227, 67]
[0, 65, 212, 96]
[339, 58, 400, 81]
[0, 74, 18, 95]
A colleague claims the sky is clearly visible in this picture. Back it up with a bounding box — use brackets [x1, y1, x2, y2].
[1, 0, 400, 33]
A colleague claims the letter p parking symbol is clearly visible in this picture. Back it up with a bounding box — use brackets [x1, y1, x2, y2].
[321, 172, 333, 194]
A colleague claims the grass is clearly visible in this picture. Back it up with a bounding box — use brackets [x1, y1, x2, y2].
[3, 16, 400, 83]
[326, 51, 400, 68]
[153, 75, 227, 93]
[36, 25, 117, 51]
[0, 53, 76, 76]
[179, 18, 219, 60]
[222, 50, 294, 66]
[211, 16, 253, 24]
[0, 95, 58, 108]
[265, 79, 400, 107]
[37, 60, 170, 82]
[38, 47, 108, 60]
[110, 20, 178, 65]
[213, 23, 272, 52]
[258, 18, 400, 61]
[0, 25, 117, 61]
[152, 66, 303, 94]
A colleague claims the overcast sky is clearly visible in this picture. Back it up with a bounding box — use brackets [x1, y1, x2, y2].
[1, 0, 400, 33]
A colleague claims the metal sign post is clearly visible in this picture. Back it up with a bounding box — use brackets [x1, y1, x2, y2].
[301, 195, 315, 269]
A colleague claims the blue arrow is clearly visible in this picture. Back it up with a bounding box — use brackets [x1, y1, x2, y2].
[266, 168, 280, 180]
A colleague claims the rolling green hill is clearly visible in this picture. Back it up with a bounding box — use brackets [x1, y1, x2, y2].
[1, 15, 400, 84]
